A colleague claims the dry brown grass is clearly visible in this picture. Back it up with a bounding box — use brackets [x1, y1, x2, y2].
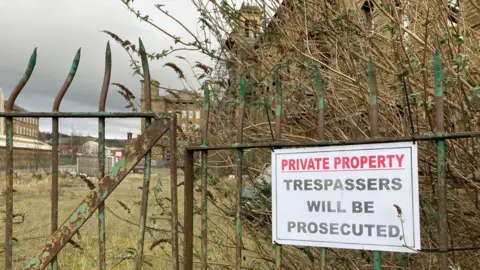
[0, 169, 264, 270]
[0, 170, 174, 269]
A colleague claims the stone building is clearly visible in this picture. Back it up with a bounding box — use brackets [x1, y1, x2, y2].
[136, 81, 203, 160]
[0, 88, 40, 140]
[0, 88, 51, 170]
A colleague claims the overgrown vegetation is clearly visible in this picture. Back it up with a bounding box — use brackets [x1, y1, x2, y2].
[100, 0, 480, 268]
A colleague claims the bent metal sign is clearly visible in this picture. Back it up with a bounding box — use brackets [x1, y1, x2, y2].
[271, 142, 420, 253]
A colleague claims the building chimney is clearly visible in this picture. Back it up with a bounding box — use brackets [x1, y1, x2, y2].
[127, 132, 132, 140]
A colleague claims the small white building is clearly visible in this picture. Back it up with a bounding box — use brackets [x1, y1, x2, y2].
[77, 140, 122, 157]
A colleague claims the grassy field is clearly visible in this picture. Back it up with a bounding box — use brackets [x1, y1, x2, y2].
[0, 167, 280, 270]
[0, 169, 185, 269]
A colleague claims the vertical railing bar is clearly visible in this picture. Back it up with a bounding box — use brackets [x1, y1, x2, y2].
[201, 83, 211, 270]
[98, 41, 111, 270]
[434, 48, 448, 270]
[314, 67, 327, 269]
[236, 78, 246, 270]
[136, 38, 152, 270]
[373, 251, 382, 270]
[3, 48, 36, 270]
[5, 117, 14, 270]
[368, 56, 381, 269]
[274, 72, 282, 270]
[315, 68, 325, 141]
[274, 74, 282, 141]
[51, 48, 81, 270]
[184, 150, 195, 270]
[170, 114, 179, 270]
[51, 118, 60, 270]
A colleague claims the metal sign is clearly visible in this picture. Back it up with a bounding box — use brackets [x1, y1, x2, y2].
[272, 142, 420, 253]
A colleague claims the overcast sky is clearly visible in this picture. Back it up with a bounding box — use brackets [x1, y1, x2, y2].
[0, 0, 211, 139]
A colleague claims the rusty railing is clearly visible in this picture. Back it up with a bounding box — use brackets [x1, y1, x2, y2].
[1, 39, 179, 270]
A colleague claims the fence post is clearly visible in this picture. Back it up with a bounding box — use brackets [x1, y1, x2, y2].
[434, 49, 448, 269]
[368, 56, 382, 269]
[314, 68, 327, 269]
[97, 41, 111, 270]
[170, 113, 179, 270]
[201, 83, 211, 270]
[183, 150, 195, 270]
[136, 38, 152, 270]
[236, 78, 246, 270]
[274, 72, 283, 269]
[52, 48, 81, 270]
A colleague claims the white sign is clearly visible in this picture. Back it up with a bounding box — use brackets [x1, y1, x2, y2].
[272, 142, 420, 253]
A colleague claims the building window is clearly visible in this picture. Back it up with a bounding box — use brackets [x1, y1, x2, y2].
[196, 111, 201, 119]
[245, 20, 250, 38]
[188, 111, 193, 119]
[182, 111, 187, 119]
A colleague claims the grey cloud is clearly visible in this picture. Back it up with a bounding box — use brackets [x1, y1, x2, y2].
[0, 0, 211, 139]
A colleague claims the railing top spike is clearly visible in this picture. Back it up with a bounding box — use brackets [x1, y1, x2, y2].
[99, 42, 112, 112]
[5, 48, 37, 112]
[53, 48, 81, 111]
[138, 38, 150, 72]
[139, 38, 151, 112]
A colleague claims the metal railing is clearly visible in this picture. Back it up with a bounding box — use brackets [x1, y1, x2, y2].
[1, 39, 179, 270]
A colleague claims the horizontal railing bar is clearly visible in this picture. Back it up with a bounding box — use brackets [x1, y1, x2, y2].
[186, 131, 480, 151]
[0, 112, 171, 118]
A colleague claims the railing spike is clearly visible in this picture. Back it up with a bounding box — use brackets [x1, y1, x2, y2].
[5, 48, 37, 111]
[53, 48, 81, 111]
[99, 42, 112, 111]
